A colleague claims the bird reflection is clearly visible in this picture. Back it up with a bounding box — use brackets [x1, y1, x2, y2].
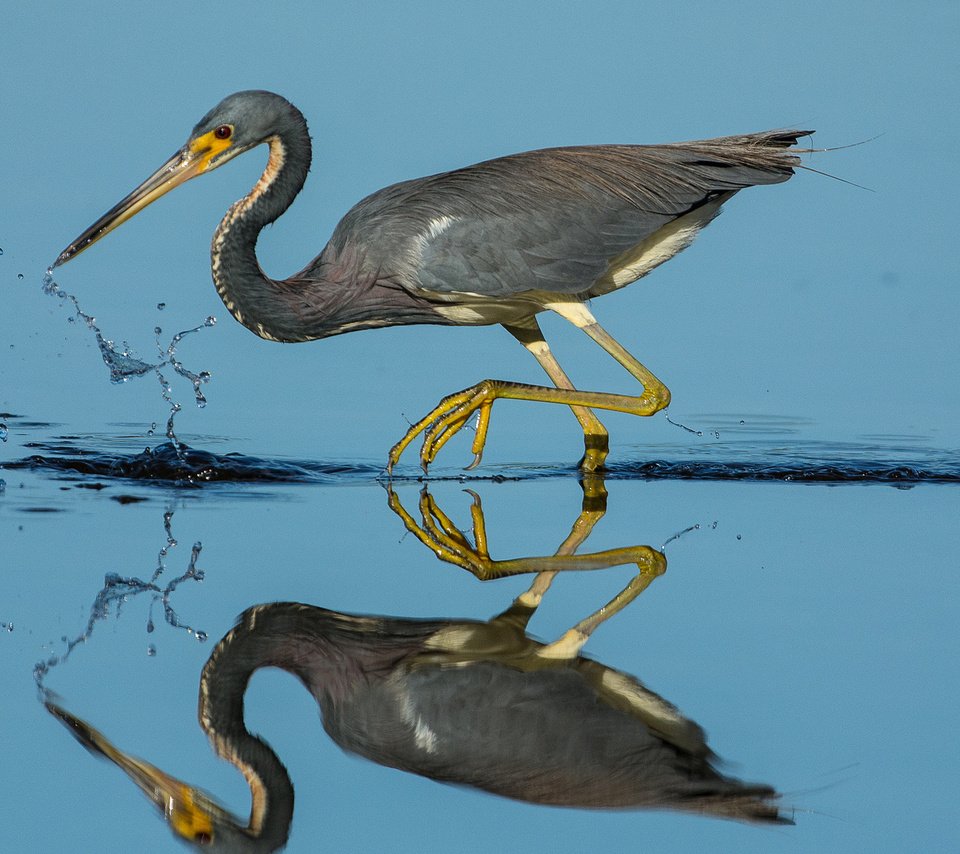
[387, 479, 671, 631]
[387, 477, 652, 580]
[48, 563, 790, 851]
[35, 509, 206, 689]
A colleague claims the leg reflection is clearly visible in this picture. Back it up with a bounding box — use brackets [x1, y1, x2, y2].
[386, 478, 663, 583]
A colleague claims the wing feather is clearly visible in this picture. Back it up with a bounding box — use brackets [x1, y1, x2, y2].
[328, 130, 811, 298]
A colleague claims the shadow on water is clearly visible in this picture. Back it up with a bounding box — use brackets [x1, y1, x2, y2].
[40, 478, 794, 849]
[6, 434, 960, 486]
[47, 578, 791, 852]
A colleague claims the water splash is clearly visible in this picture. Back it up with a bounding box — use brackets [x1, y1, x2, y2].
[0, 423, 7, 442]
[666, 415, 703, 436]
[41, 268, 214, 451]
[34, 509, 206, 695]
[8, 440, 385, 484]
[661, 522, 701, 551]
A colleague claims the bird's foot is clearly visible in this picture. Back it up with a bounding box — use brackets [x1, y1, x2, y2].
[386, 381, 500, 475]
[576, 433, 610, 473]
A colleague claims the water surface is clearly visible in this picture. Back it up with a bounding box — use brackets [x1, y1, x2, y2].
[2, 419, 957, 853]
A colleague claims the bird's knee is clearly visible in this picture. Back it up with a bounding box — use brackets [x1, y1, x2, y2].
[637, 384, 670, 414]
[653, 385, 671, 411]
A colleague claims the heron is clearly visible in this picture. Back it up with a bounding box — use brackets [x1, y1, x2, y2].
[54, 90, 811, 472]
[49, 595, 789, 851]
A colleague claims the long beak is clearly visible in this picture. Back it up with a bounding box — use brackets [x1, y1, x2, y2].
[46, 700, 228, 842]
[54, 146, 206, 268]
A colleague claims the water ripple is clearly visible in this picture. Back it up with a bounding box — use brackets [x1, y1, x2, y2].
[4, 438, 958, 487]
[5, 441, 383, 485]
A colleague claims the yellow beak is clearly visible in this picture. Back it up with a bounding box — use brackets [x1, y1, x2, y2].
[54, 146, 206, 267]
[54, 127, 236, 267]
[46, 700, 221, 842]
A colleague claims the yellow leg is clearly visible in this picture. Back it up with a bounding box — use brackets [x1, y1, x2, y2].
[386, 481, 653, 583]
[504, 322, 609, 473]
[502, 477, 608, 628]
[386, 303, 669, 473]
[399, 479, 667, 667]
[496, 475, 667, 660]
[537, 547, 667, 660]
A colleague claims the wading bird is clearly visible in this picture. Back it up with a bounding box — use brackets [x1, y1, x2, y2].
[55, 90, 810, 472]
[49, 591, 789, 851]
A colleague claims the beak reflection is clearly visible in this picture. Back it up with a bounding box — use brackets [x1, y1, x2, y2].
[47, 492, 790, 852]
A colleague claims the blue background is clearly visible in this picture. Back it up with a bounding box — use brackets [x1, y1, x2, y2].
[2, 2, 958, 852]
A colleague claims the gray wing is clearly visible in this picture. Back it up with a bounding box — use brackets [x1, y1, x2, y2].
[321, 661, 786, 821]
[326, 130, 810, 298]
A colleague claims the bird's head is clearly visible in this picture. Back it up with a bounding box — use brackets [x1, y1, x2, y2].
[54, 90, 302, 268]
[46, 700, 278, 852]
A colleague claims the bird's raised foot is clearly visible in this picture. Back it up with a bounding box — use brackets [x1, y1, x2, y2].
[384, 372, 670, 476]
[387, 380, 502, 474]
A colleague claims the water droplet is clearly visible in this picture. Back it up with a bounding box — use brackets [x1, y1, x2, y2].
[17, 273, 24, 280]
[0, 424, 7, 442]
[157, 302, 166, 310]
[147, 643, 157, 656]
[204, 316, 216, 327]
[1, 622, 13, 632]
[154, 326, 162, 336]
[736, 534, 742, 540]
[0, 247, 3, 254]
[195, 630, 208, 642]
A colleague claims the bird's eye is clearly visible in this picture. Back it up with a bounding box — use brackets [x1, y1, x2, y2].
[213, 125, 232, 140]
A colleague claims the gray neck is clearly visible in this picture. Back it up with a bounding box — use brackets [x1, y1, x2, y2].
[200, 615, 301, 849]
[210, 117, 314, 343]
[198, 603, 414, 847]
[209, 119, 453, 343]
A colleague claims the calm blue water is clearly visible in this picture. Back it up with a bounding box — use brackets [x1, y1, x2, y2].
[2, 417, 958, 853]
[3, 4, 959, 851]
